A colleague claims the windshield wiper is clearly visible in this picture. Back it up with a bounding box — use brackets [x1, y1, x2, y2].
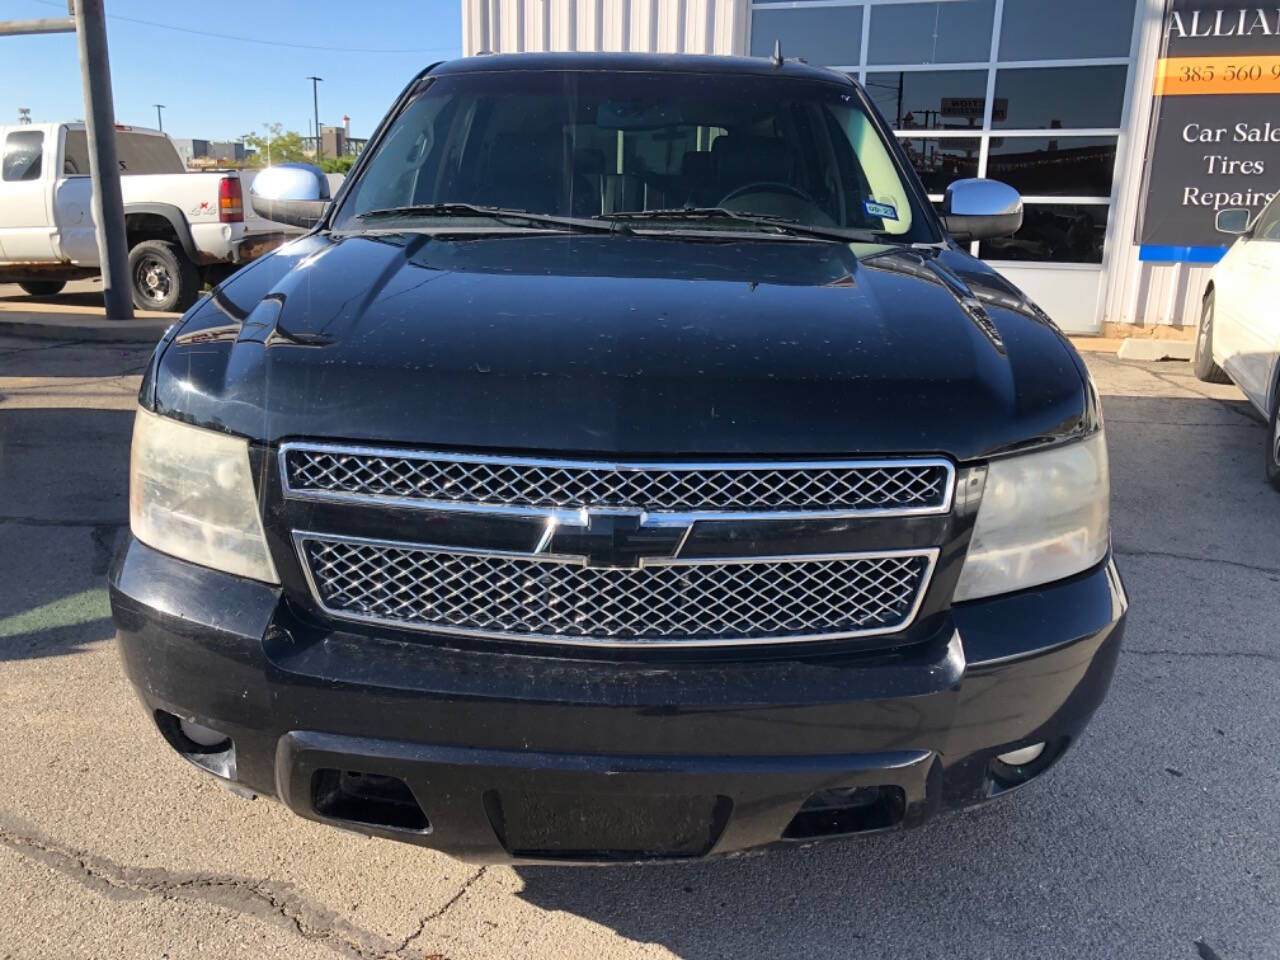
[602, 207, 892, 244]
[355, 202, 615, 233]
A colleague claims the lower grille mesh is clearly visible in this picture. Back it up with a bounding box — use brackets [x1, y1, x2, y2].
[301, 537, 933, 645]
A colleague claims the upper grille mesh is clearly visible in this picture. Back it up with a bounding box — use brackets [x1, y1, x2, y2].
[302, 538, 932, 645]
[283, 448, 950, 514]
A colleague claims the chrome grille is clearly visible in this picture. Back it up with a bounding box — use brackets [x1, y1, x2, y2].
[298, 535, 936, 647]
[281, 446, 953, 517]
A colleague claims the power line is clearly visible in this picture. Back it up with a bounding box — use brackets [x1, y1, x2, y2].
[28, 0, 457, 54]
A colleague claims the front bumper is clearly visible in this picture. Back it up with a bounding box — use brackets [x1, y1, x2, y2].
[109, 537, 1126, 864]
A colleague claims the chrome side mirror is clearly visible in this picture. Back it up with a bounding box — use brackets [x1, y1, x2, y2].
[249, 163, 331, 228]
[1215, 208, 1250, 236]
[941, 179, 1023, 243]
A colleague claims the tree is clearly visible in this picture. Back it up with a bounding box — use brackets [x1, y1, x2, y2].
[241, 123, 309, 166]
[319, 154, 356, 174]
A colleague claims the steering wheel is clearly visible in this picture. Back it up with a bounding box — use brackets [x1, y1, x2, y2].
[717, 181, 814, 207]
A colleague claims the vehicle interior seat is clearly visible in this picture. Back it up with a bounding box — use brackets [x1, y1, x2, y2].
[476, 133, 601, 216]
[711, 136, 797, 202]
[571, 147, 606, 216]
[680, 150, 718, 207]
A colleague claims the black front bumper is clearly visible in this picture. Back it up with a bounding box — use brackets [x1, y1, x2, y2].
[109, 537, 1126, 864]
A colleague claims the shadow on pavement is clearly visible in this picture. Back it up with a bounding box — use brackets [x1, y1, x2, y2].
[0, 406, 132, 660]
[511, 392, 1280, 960]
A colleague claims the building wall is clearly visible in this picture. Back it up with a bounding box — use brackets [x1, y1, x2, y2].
[462, 0, 747, 56]
[1101, 0, 1210, 333]
[462, 0, 1202, 333]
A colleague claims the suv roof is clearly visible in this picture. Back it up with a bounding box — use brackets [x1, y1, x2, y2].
[430, 51, 855, 86]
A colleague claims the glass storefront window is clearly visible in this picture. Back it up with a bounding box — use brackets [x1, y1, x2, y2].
[999, 0, 1137, 61]
[986, 136, 1118, 198]
[897, 137, 981, 194]
[749, 7, 863, 67]
[979, 203, 1109, 263]
[865, 70, 988, 130]
[992, 66, 1127, 129]
[869, 1, 995, 65]
[749, 0, 1134, 268]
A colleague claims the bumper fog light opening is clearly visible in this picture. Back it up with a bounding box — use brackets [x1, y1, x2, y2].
[154, 710, 236, 780]
[180, 719, 230, 748]
[989, 738, 1065, 793]
[996, 743, 1045, 767]
[311, 769, 431, 835]
[782, 785, 906, 841]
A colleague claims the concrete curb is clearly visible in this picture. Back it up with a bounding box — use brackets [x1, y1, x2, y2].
[1068, 337, 1123, 354]
[0, 314, 174, 344]
[1116, 338, 1194, 362]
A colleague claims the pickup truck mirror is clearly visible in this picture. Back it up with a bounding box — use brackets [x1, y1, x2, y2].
[249, 163, 331, 229]
[1214, 208, 1251, 236]
[940, 179, 1023, 243]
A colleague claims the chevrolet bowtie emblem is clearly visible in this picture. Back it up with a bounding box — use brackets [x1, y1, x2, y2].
[539, 512, 689, 569]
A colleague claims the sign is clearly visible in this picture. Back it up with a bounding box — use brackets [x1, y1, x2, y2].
[1137, 2, 1280, 262]
[941, 97, 1008, 122]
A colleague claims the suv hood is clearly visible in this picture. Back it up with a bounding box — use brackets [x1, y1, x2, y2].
[149, 232, 1088, 460]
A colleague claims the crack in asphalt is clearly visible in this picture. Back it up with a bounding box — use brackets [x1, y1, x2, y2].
[1113, 546, 1280, 578]
[395, 867, 487, 955]
[0, 338, 92, 358]
[1124, 647, 1280, 664]
[0, 821, 460, 959]
[0, 516, 127, 528]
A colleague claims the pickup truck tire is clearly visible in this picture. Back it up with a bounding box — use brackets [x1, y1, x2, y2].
[18, 281, 66, 297]
[1193, 292, 1230, 384]
[1267, 381, 1280, 492]
[129, 240, 199, 313]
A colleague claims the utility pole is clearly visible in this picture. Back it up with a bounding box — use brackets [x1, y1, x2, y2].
[307, 75, 323, 159]
[74, 0, 132, 318]
[1, 2, 131, 319]
[153, 103, 164, 132]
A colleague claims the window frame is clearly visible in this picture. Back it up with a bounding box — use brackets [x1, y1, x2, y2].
[748, 0, 1141, 266]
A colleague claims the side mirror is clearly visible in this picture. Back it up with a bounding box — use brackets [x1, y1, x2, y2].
[941, 178, 1023, 243]
[249, 163, 331, 228]
[1215, 208, 1251, 236]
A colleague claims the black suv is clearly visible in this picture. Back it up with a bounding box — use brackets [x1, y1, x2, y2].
[110, 54, 1125, 863]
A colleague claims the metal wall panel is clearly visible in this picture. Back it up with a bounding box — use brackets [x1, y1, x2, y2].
[1099, 0, 1214, 333]
[463, 0, 746, 56]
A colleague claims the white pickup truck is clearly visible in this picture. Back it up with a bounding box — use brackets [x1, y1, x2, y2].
[0, 123, 270, 311]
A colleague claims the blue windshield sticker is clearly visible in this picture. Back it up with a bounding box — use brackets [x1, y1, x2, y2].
[864, 199, 899, 221]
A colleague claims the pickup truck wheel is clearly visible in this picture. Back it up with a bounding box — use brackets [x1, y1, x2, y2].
[1193, 293, 1231, 384]
[17, 280, 66, 297]
[129, 240, 199, 312]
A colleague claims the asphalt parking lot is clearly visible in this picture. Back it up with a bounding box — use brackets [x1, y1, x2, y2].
[1, 302, 1277, 959]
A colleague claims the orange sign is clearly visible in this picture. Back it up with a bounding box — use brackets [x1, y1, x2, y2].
[1154, 55, 1280, 96]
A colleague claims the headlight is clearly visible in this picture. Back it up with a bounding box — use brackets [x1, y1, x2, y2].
[129, 407, 279, 584]
[953, 432, 1109, 602]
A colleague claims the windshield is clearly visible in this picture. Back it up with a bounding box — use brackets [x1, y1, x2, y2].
[332, 69, 935, 242]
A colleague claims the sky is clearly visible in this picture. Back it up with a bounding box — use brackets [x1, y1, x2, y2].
[1, 0, 463, 141]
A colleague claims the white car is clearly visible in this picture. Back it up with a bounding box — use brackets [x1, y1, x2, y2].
[0, 123, 273, 311]
[1195, 195, 1280, 490]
